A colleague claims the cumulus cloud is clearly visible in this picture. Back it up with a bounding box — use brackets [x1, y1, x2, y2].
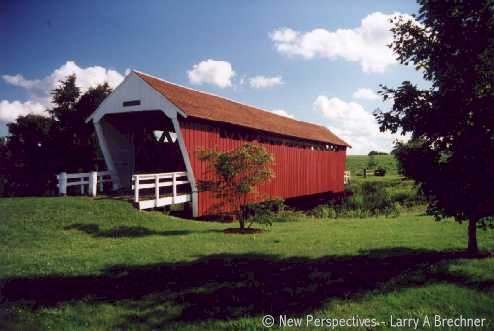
[271, 109, 295, 119]
[313, 96, 404, 154]
[270, 28, 298, 43]
[249, 75, 284, 89]
[270, 12, 414, 73]
[187, 59, 235, 88]
[0, 100, 47, 123]
[352, 88, 380, 100]
[2, 60, 125, 107]
[3, 74, 40, 89]
[1, 60, 126, 136]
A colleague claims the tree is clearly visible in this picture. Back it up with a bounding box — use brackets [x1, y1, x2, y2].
[374, 0, 494, 254]
[2, 75, 111, 195]
[5, 115, 57, 195]
[368, 151, 388, 156]
[198, 143, 274, 231]
[56, 81, 112, 171]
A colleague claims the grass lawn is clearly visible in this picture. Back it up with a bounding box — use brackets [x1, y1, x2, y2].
[1, 197, 493, 330]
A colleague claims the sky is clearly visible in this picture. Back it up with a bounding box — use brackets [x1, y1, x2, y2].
[0, 0, 426, 154]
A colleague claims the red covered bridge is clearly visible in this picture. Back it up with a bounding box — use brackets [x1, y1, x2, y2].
[86, 71, 350, 217]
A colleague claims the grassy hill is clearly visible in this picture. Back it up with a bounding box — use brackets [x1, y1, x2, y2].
[1, 197, 493, 330]
[346, 154, 399, 177]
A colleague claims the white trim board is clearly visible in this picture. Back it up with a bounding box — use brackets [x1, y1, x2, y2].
[86, 71, 186, 124]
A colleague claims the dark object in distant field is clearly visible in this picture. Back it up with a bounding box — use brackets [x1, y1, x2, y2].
[374, 167, 386, 176]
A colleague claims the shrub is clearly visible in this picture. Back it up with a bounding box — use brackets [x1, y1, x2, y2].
[241, 198, 286, 227]
[270, 210, 307, 222]
[308, 182, 399, 219]
[360, 182, 395, 215]
[390, 191, 411, 205]
[390, 187, 426, 208]
[242, 198, 285, 218]
[307, 205, 337, 219]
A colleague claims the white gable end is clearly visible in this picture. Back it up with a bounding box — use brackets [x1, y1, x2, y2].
[86, 71, 185, 123]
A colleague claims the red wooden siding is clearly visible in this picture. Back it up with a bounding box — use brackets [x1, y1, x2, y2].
[179, 118, 346, 217]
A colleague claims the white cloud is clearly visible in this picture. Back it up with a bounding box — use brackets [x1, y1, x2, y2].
[187, 59, 235, 88]
[270, 28, 299, 43]
[270, 12, 414, 73]
[0, 100, 47, 123]
[271, 109, 295, 119]
[2, 60, 126, 107]
[352, 88, 380, 100]
[1, 61, 127, 136]
[249, 75, 284, 89]
[313, 96, 405, 154]
[3, 74, 40, 89]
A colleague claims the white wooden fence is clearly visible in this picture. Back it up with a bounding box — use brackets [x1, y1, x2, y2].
[344, 170, 351, 184]
[57, 171, 113, 197]
[132, 171, 191, 210]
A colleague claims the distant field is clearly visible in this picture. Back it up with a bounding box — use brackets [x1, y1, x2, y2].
[346, 154, 399, 177]
[1, 197, 493, 330]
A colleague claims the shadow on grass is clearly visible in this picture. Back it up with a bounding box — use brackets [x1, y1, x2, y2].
[1, 248, 492, 328]
[64, 223, 193, 238]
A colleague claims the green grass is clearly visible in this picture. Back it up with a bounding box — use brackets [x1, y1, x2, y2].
[346, 154, 399, 177]
[1, 197, 493, 330]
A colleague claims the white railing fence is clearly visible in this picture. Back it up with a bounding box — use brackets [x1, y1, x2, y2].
[344, 170, 351, 184]
[57, 171, 113, 197]
[132, 171, 191, 210]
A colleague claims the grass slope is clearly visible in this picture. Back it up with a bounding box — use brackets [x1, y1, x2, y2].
[1, 197, 493, 330]
[346, 154, 399, 176]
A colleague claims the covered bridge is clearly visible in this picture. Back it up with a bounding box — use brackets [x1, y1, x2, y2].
[86, 71, 350, 217]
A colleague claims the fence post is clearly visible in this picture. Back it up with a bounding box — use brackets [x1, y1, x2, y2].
[134, 176, 139, 203]
[172, 172, 177, 204]
[58, 172, 67, 195]
[155, 174, 160, 207]
[89, 171, 98, 197]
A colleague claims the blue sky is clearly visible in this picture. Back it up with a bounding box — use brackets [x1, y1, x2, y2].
[0, 0, 424, 154]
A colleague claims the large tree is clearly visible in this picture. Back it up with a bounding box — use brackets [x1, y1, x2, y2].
[1, 75, 111, 195]
[51, 76, 112, 172]
[375, 0, 494, 254]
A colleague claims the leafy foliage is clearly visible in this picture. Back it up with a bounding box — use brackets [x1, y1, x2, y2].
[241, 198, 286, 228]
[374, 1, 494, 253]
[198, 143, 274, 230]
[309, 182, 400, 219]
[1, 75, 111, 195]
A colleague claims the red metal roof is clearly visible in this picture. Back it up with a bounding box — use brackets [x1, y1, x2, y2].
[135, 71, 350, 147]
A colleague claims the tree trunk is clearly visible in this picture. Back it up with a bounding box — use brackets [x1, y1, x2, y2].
[468, 217, 479, 255]
[239, 218, 245, 232]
